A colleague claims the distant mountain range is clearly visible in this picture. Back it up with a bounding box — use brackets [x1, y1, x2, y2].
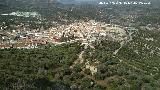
[0, 0, 160, 9]
[1, 0, 160, 5]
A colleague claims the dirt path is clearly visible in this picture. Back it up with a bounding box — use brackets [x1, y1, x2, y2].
[114, 32, 133, 55]
[70, 44, 88, 68]
[113, 41, 125, 55]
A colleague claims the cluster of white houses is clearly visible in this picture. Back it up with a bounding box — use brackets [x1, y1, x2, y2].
[0, 20, 129, 49]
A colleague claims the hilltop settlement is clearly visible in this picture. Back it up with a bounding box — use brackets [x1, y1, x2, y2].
[0, 20, 137, 49]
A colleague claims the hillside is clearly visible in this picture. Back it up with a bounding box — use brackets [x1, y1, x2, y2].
[0, 0, 160, 90]
[0, 22, 160, 89]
